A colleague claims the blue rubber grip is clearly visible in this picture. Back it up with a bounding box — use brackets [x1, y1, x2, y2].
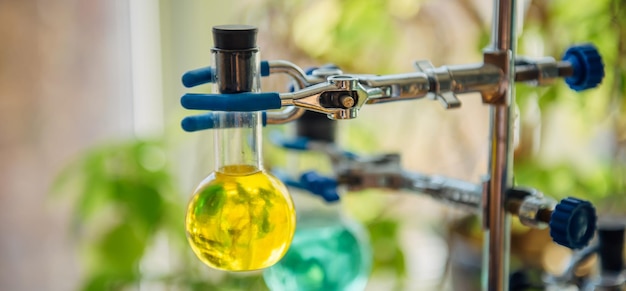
[281, 137, 310, 150]
[181, 92, 282, 111]
[181, 113, 216, 132]
[182, 66, 214, 88]
[269, 132, 310, 150]
[271, 169, 305, 189]
[181, 112, 268, 132]
[182, 61, 270, 88]
[260, 61, 270, 77]
[299, 171, 340, 202]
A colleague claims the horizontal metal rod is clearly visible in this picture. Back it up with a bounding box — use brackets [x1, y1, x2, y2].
[401, 172, 555, 222]
[514, 61, 574, 82]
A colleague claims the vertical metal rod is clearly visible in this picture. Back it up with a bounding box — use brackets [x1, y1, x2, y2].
[484, 0, 516, 290]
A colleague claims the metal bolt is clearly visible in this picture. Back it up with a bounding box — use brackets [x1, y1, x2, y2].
[339, 95, 355, 108]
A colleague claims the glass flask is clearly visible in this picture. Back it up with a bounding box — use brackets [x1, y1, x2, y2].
[185, 25, 296, 272]
[263, 187, 372, 291]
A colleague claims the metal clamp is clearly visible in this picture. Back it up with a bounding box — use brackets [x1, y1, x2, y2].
[279, 75, 384, 120]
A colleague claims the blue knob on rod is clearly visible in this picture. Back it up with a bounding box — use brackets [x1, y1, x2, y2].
[562, 44, 605, 91]
[549, 197, 597, 249]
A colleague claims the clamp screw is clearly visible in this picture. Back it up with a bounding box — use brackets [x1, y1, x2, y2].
[339, 95, 355, 108]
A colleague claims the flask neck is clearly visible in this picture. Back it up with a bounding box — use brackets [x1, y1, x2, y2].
[214, 111, 263, 173]
[212, 47, 262, 173]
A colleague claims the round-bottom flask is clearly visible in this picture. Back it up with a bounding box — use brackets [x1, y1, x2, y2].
[186, 164, 295, 271]
[184, 25, 296, 272]
[264, 192, 371, 290]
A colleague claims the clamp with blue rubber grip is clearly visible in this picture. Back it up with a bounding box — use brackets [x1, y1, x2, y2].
[179, 44, 605, 128]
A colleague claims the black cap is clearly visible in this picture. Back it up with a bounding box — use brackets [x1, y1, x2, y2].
[212, 25, 257, 50]
[598, 222, 625, 273]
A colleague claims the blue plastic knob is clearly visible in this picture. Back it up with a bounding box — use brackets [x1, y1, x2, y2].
[299, 171, 340, 202]
[549, 197, 597, 249]
[562, 44, 605, 91]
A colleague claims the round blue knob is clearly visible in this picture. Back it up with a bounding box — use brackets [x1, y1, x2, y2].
[549, 197, 597, 249]
[562, 44, 605, 91]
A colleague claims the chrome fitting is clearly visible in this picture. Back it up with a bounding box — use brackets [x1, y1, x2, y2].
[518, 194, 555, 229]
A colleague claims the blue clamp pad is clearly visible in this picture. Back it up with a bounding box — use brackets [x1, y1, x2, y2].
[181, 112, 267, 132]
[271, 170, 305, 190]
[182, 66, 214, 88]
[181, 92, 282, 112]
[549, 197, 597, 249]
[299, 171, 340, 202]
[562, 44, 605, 91]
[260, 61, 270, 77]
[181, 61, 271, 88]
[281, 137, 310, 151]
[269, 132, 310, 151]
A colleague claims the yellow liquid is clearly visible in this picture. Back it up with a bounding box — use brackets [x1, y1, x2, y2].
[185, 165, 296, 271]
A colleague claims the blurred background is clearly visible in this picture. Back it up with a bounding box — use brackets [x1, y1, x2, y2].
[0, 0, 624, 290]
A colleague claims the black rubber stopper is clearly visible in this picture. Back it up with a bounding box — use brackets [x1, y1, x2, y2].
[213, 25, 257, 50]
[296, 111, 336, 143]
[598, 222, 625, 273]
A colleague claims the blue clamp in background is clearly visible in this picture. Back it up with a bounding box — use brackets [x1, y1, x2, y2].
[273, 170, 340, 203]
[269, 132, 310, 151]
[299, 171, 340, 202]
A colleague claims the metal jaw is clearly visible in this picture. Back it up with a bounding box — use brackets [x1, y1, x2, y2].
[279, 75, 384, 120]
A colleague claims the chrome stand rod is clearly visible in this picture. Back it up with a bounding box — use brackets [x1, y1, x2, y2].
[484, 0, 516, 290]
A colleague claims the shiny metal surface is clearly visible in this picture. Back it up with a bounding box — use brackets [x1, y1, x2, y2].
[484, 0, 516, 289]
[431, 67, 462, 108]
[267, 60, 310, 89]
[485, 104, 513, 291]
[264, 56, 562, 118]
[517, 57, 559, 86]
[515, 60, 574, 82]
[403, 172, 483, 211]
[361, 72, 430, 102]
[266, 106, 306, 124]
[336, 154, 406, 191]
[278, 75, 384, 120]
[517, 194, 555, 229]
[264, 60, 309, 124]
[448, 64, 503, 96]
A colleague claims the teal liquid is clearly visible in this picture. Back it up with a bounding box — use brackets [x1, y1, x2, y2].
[263, 215, 371, 291]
